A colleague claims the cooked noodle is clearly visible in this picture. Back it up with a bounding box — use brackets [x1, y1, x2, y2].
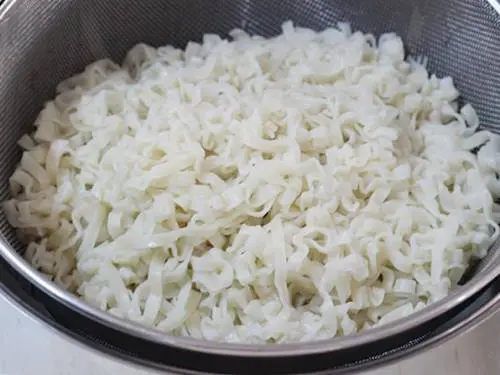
[4, 22, 500, 343]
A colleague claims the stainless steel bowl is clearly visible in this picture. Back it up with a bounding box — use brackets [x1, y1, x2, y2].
[1, 0, 500, 373]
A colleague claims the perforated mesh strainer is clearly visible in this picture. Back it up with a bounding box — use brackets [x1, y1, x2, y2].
[1, 0, 500, 365]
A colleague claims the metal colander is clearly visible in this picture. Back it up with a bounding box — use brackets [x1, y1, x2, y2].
[1, 0, 500, 373]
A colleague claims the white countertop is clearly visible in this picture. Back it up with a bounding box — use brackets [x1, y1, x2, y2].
[0, 295, 499, 375]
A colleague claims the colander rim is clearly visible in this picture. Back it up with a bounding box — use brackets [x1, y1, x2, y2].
[1, 0, 500, 358]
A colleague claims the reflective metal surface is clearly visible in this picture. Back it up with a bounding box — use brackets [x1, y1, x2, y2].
[2, 255, 500, 374]
[0, 0, 500, 362]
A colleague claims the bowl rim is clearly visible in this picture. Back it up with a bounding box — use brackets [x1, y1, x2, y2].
[2, 235, 500, 357]
[2, 257, 500, 373]
[1, 0, 500, 358]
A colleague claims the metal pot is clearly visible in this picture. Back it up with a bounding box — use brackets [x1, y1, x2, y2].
[1, 0, 500, 373]
[2, 255, 500, 374]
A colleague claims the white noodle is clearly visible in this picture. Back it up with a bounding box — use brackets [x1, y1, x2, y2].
[4, 21, 500, 343]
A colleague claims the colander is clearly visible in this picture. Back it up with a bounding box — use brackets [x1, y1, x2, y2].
[1, 0, 500, 374]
